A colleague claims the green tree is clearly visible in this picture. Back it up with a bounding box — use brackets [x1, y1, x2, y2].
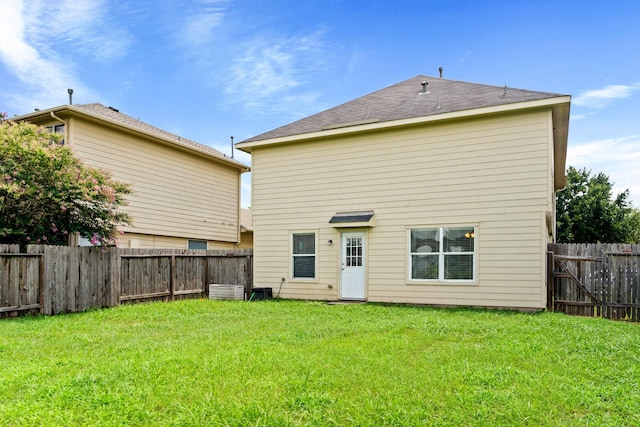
[0, 116, 132, 246]
[556, 166, 640, 243]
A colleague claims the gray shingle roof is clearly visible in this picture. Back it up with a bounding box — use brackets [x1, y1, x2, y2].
[241, 75, 566, 143]
[240, 208, 253, 232]
[13, 103, 249, 170]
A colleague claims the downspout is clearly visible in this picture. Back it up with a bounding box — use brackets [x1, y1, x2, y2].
[50, 111, 76, 246]
[235, 172, 242, 247]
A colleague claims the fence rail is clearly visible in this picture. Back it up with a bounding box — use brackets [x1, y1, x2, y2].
[0, 245, 252, 318]
[548, 243, 640, 321]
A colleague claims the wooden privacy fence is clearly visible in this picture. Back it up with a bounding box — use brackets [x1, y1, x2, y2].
[547, 243, 640, 321]
[118, 249, 252, 303]
[0, 245, 43, 316]
[0, 245, 252, 318]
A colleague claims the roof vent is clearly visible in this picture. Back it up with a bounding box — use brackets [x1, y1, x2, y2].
[500, 85, 512, 98]
[68, 88, 73, 105]
[420, 81, 430, 94]
[108, 106, 120, 112]
[439, 67, 443, 78]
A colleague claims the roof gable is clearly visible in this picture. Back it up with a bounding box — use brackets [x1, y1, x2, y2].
[12, 103, 249, 171]
[75, 103, 228, 157]
[240, 75, 567, 143]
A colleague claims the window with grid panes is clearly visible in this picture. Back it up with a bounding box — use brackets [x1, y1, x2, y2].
[292, 233, 316, 278]
[410, 227, 475, 281]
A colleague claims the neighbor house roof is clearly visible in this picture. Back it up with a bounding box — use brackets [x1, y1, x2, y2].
[12, 103, 249, 171]
[240, 208, 253, 232]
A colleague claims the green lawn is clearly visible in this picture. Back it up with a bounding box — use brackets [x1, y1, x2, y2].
[1, 300, 639, 426]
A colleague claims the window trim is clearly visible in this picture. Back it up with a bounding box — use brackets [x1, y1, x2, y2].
[45, 123, 65, 145]
[407, 225, 477, 284]
[290, 231, 318, 281]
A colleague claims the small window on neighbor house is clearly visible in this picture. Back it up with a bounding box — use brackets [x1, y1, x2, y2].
[410, 226, 475, 281]
[292, 233, 316, 279]
[188, 240, 208, 250]
[45, 124, 65, 144]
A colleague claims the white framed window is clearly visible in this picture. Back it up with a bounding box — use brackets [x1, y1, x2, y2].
[46, 124, 65, 134]
[409, 226, 475, 282]
[291, 232, 316, 279]
[45, 124, 65, 144]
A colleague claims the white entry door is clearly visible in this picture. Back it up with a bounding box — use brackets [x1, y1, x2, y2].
[340, 232, 366, 300]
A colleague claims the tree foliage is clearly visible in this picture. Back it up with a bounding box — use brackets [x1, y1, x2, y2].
[0, 117, 132, 246]
[556, 166, 640, 243]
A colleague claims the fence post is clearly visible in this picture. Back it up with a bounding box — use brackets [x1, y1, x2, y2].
[110, 248, 120, 308]
[42, 245, 52, 315]
[170, 255, 176, 301]
[546, 250, 554, 311]
[39, 253, 45, 314]
[204, 256, 209, 294]
[601, 249, 607, 319]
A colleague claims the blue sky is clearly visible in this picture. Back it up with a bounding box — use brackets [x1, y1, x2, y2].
[1, 0, 639, 209]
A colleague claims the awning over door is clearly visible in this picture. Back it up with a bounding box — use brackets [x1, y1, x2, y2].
[329, 211, 376, 228]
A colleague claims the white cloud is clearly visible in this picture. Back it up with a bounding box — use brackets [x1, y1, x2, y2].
[190, 16, 224, 44]
[457, 50, 471, 64]
[567, 135, 640, 206]
[224, 29, 329, 115]
[573, 83, 640, 109]
[569, 112, 595, 121]
[0, 0, 129, 112]
[183, 13, 224, 45]
[26, 0, 130, 62]
[229, 45, 300, 95]
[168, 0, 229, 57]
[0, 1, 78, 109]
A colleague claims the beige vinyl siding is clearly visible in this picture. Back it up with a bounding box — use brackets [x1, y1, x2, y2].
[251, 110, 554, 308]
[546, 109, 557, 242]
[237, 231, 253, 249]
[120, 233, 241, 249]
[70, 118, 240, 243]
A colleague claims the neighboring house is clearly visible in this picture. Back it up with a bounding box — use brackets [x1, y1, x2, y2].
[239, 208, 254, 249]
[13, 104, 250, 249]
[236, 75, 570, 310]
